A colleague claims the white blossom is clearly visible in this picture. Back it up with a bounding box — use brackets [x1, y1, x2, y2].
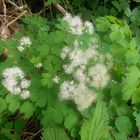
[73, 69, 87, 84]
[63, 13, 72, 21]
[20, 79, 31, 89]
[63, 64, 74, 74]
[58, 19, 112, 111]
[89, 38, 98, 48]
[36, 63, 42, 68]
[2, 67, 25, 79]
[72, 84, 96, 111]
[63, 13, 84, 35]
[17, 46, 25, 52]
[63, 13, 94, 36]
[52, 75, 60, 83]
[20, 90, 30, 99]
[2, 67, 31, 99]
[73, 39, 82, 46]
[2, 77, 21, 94]
[105, 53, 113, 69]
[85, 47, 98, 60]
[60, 46, 70, 60]
[20, 36, 32, 46]
[72, 83, 96, 111]
[84, 21, 94, 34]
[59, 81, 76, 100]
[88, 64, 109, 88]
[59, 81, 96, 111]
[69, 48, 88, 66]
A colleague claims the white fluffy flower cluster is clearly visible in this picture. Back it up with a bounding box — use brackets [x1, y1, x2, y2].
[2, 67, 31, 99]
[17, 36, 32, 52]
[60, 81, 96, 111]
[36, 63, 43, 68]
[63, 13, 94, 35]
[52, 75, 60, 84]
[61, 46, 98, 74]
[59, 42, 112, 111]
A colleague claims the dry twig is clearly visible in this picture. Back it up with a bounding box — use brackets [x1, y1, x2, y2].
[53, 3, 67, 15]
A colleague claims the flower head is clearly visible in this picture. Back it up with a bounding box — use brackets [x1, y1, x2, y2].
[72, 84, 96, 111]
[20, 90, 30, 99]
[17, 46, 25, 52]
[63, 13, 84, 35]
[60, 46, 70, 60]
[88, 64, 109, 88]
[20, 36, 32, 46]
[2, 67, 31, 99]
[20, 79, 31, 89]
[36, 63, 43, 68]
[52, 75, 60, 84]
[60, 81, 76, 100]
[84, 21, 94, 34]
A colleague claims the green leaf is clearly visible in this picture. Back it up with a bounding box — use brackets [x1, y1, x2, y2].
[122, 66, 140, 101]
[114, 132, 127, 140]
[15, 119, 25, 133]
[110, 43, 126, 62]
[115, 116, 132, 135]
[0, 128, 19, 140]
[54, 101, 68, 117]
[126, 50, 139, 65]
[133, 111, 140, 127]
[64, 110, 79, 131]
[6, 94, 15, 103]
[20, 102, 34, 118]
[116, 104, 130, 116]
[41, 73, 54, 88]
[124, 7, 132, 17]
[110, 24, 119, 31]
[111, 1, 121, 12]
[35, 91, 47, 108]
[131, 7, 140, 26]
[132, 88, 140, 104]
[80, 100, 111, 140]
[109, 31, 123, 41]
[9, 99, 20, 113]
[41, 127, 70, 140]
[36, 44, 50, 57]
[0, 41, 4, 55]
[95, 17, 111, 32]
[0, 98, 7, 113]
[42, 106, 63, 127]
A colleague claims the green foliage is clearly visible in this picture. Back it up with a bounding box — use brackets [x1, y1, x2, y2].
[0, 98, 7, 113]
[122, 66, 140, 103]
[115, 116, 132, 135]
[41, 127, 70, 140]
[1, 0, 140, 139]
[80, 99, 111, 140]
[20, 102, 34, 118]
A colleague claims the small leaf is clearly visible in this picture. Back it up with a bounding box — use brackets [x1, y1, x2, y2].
[126, 50, 139, 65]
[109, 31, 123, 41]
[0, 98, 7, 113]
[64, 110, 79, 131]
[15, 119, 25, 133]
[41, 127, 70, 140]
[20, 102, 34, 118]
[9, 99, 20, 113]
[115, 116, 132, 135]
[114, 132, 127, 140]
[80, 99, 111, 140]
[122, 66, 140, 101]
[95, 17, 111, 32]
